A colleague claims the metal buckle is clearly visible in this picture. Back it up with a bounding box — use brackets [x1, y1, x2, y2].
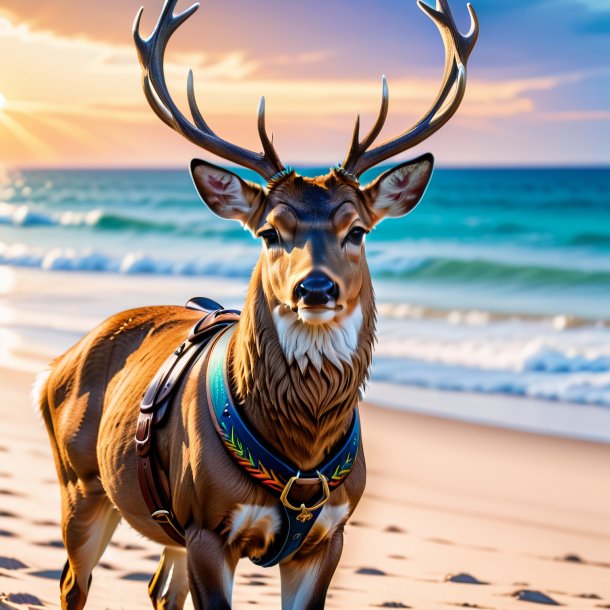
[151, 510, 184, 537]
[151, 509, 172, 524]
[279, 471, 330, 523]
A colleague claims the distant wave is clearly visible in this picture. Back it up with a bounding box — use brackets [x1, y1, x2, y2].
[3, 238, 610, 295]
[372, 356, 610, 407]
[370, 255, 610, 287]
[0, 202, 237, 238]
[568, 232, 610, 248]
[4, 201, 610, 253]
[523, 346, 610, 373]
[375, 302, 598, 329]
[372, 315, 610, 407]
[0, 203, 62, 227]
[0, 242, 255, 278]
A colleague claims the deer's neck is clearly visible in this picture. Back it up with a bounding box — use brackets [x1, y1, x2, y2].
[228, 265, 376, 470]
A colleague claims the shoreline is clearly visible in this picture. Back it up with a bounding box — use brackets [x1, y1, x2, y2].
[1, 265, 609, 442]
[367, 382, 610, 444]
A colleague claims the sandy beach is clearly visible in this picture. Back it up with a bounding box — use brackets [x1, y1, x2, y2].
[2, 368, 610, 610]
[1, 268, 610, 609]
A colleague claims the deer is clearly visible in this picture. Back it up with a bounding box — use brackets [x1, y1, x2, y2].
[34, 1, 478, 609]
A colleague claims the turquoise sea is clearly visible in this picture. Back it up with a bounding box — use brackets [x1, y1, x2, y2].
[1, 166, 609, 406]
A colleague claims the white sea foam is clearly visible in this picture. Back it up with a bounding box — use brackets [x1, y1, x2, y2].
[0, 242, 256, 278]
[0, 202, 102, 227]
[373, 314, 610, 407]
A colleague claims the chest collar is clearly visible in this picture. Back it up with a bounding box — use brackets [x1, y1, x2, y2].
[206, 324, 361, 566]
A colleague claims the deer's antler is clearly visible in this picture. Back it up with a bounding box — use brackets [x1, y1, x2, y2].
[133, 0, 285, 181]
[341, 0, 479, 178]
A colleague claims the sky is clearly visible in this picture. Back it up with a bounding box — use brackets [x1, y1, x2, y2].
[0, 0, 609, 168]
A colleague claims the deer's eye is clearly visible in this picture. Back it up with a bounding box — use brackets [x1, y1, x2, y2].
[345, 227, 367, 246]
[260, 229, 280, 247]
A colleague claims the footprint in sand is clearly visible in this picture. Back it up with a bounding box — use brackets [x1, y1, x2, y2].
[30, 569, 63, 579]
[426, 537, 455, 546]
[0, 557, 27, 570]
[557, 553, 583, 563]
[0, 529, 15, 538]
[110, 541, 146, 551]
[0, 489, 22, 497]
[576, 593, 602, 600]
[511, 590, 560, 605]
[384, 525, 407, 534]
[122, 572, 152, 581]
[242, 573, 270, 580]
[36, 539, 64, 549]
[445, 573, 489, 585]
[553, 553, 610, 570]
[355, 567, 387, 576]
[4, 593, 44, 607]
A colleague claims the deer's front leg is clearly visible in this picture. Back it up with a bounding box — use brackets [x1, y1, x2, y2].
[185, 528, 237, 610]
[280, 529, 344, 610]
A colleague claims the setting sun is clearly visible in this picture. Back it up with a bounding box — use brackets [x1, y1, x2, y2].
[0, 93, 6, 111]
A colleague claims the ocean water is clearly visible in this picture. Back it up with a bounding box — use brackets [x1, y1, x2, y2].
[1, 166, 609, 407]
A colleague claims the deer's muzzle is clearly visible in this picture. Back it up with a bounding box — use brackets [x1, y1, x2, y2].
[294, 272, 339, 307]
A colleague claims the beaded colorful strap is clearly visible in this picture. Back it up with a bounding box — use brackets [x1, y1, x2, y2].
[206, 325, 361, 566]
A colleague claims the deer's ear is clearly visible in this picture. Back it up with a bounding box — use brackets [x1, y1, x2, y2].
[362, 153, 434, 223]
[190, 159, 265, 228]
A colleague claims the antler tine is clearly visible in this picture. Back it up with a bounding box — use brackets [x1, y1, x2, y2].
[257, 97, 284, 172]
[361, 75, 390, 151]
[346, 114, 361, 163]
[342, 76, 389, 174]
[133, 0, 284, 181]
[342, 0, 478, 178]
[187, 69, 217, 135]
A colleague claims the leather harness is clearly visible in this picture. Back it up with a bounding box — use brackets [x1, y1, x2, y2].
[135, 297, 360, 565]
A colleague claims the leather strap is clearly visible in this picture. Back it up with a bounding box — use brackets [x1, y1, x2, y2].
[135, 306, 239, 546]
[136, 409, 185, 545]
[136, 300, 360, 563]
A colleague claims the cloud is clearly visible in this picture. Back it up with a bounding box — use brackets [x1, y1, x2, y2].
[538, 110, 610, 121]
[2, 7, 601, 134]
[272, 50, 334, 66]
[6, 71, 575, 126]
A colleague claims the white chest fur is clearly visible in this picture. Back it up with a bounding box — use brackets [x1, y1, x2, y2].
[272, 304, 363, 373]
[226, 504, 280, 551]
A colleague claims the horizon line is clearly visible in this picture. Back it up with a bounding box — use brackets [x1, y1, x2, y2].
[7, 163, 610, 173]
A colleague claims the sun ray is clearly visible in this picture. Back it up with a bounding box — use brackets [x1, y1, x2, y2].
[26, 112, 99, 151]
[0, 111, 55, 158]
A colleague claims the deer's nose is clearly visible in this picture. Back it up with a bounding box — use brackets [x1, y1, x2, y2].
[294, 272, 339, 306]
